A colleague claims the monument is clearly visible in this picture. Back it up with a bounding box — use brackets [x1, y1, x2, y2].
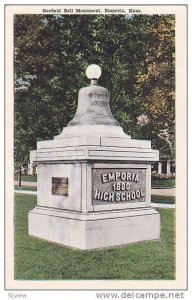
[28, 64, 160, 250]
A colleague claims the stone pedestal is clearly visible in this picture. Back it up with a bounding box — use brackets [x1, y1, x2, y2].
[28, 69, 160, 250]
[28, 131, 160, 249]
[29, 207, 160, 250]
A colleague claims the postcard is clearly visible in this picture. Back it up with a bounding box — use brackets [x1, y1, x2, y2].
[5, 4, 187, 292]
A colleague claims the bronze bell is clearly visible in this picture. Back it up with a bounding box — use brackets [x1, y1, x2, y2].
[67, 64, 120, 128]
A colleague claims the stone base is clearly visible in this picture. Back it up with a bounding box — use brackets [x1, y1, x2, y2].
[28, 206, 160, 250]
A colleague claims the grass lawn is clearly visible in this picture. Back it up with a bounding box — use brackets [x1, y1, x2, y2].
[151, 178, 175, 188]
[14, 175, 37, 182]
[151, 195, 175, 204]
[15, 194, 175, 280]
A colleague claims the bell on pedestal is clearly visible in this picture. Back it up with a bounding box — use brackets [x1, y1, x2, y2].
[68, 64, 120, 127]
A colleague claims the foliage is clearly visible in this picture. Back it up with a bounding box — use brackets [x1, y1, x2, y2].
[151, 195, 175, 204]
[152, 172, 175, 179]
[14, 14, 175, 166]
[15, 194, 175, 279]
[151, 177, 175, 187]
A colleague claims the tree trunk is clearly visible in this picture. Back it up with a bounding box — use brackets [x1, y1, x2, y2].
[18, 166, 22, 188]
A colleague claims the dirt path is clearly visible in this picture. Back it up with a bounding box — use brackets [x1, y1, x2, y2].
[14, 181, 37, 187]
[151, 188, 175, 196]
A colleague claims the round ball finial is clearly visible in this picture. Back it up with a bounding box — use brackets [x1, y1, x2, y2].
[86, 64, 102, 81]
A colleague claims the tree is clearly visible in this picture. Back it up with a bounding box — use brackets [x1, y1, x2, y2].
[130, 15, 175, 159]
[14, 14, 175, 173]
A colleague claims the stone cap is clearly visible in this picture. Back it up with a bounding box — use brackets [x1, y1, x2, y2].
[35, 134, 159, 163]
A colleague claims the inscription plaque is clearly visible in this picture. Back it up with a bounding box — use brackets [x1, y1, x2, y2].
[52, 177, 68, 196]
[92, 168, 146, 205]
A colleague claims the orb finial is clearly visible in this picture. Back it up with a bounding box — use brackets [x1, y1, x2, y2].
[85, 64, 101, 85]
